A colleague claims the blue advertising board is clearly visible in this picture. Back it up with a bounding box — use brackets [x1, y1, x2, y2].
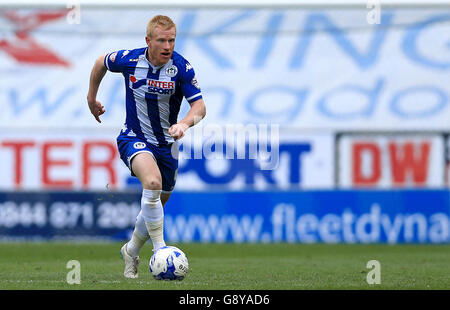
[0, 190, 449, 244]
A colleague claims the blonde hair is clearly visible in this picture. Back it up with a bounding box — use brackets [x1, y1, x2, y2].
[146, 15, 176, 38]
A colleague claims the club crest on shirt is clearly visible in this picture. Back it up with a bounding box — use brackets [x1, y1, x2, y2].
[165, 65, 178, 77]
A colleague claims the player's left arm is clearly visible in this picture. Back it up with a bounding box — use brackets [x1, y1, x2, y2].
[169, 98, 206, 140]
[169, 60, 206, 140]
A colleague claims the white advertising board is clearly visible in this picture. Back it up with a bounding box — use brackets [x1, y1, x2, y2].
[0, 130, 335, 190]
[338, 133, 446, 188]
[0, 7, 449, 131]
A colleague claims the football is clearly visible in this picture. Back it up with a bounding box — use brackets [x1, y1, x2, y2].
[149, 246, 189, 280]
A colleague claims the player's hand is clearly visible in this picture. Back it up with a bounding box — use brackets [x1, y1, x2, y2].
[169, 123, 189, 140]
[87, 99, 106, 123]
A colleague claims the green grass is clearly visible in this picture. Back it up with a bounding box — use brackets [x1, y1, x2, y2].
[0, 242, 449, 290]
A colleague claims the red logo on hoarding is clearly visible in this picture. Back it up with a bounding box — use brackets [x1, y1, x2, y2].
[352, 141, 431, 187]
[0, 10, 70, 67]
[1, 139, 118, 189]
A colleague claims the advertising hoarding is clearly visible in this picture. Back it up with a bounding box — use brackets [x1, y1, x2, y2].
[1, 190, 448, 244]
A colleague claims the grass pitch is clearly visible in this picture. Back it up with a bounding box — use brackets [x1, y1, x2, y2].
[0, 242, 449, 290]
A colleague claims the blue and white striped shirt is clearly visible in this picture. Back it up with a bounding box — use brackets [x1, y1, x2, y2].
[104, 47, 202, 146]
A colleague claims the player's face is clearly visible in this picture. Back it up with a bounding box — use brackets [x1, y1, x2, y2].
[146, 26, 176, 67]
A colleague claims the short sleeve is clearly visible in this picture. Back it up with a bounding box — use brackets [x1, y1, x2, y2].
[104, 50, 128, 73]
[180, 62, 202, 104]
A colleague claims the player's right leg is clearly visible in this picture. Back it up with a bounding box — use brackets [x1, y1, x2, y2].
[120, 242, 141, 279]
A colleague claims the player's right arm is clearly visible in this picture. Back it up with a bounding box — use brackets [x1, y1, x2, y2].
[87, 54, 107, 123]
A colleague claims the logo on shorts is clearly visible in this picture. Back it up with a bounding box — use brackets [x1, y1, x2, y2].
[165, 65, 178, 77]
[133, 142, 146, 149]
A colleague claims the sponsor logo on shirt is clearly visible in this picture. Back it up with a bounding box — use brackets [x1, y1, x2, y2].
[129, 75, 175, 95]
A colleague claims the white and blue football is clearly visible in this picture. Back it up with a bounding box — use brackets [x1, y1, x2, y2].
[149, 246, 189, 280]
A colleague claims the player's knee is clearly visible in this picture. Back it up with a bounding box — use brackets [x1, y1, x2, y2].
[141, 177, 162, 190]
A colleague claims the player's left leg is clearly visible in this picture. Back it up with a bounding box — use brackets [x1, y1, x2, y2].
[161, 192, 171, 206]
[131, 152, 167, 252]
[157, 143, 178, 207]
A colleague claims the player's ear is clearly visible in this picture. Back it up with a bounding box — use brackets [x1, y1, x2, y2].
[145, 36, 151, 46]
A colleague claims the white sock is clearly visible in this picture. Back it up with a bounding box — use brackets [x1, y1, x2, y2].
[134, 211, 150, 239]
[145, 220, 166, 251]
[141, 189, 166, 251]
[126, 211, 150, 257]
